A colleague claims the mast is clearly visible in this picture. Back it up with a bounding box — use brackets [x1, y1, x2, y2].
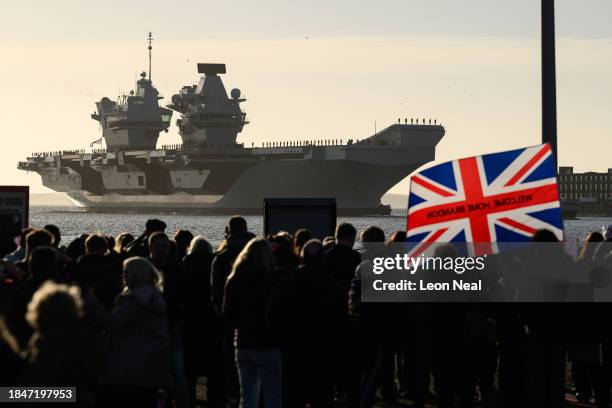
[147, 32, 153, 81]
[541, 0, 557, 167]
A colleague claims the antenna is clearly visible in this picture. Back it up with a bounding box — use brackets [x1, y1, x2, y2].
[147, 32, 153, 81]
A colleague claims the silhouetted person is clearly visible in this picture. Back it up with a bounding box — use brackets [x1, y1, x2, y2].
[269, 239, 345, 408]
[22, 281, 102, 406]
[322, 236, 335, 251]
[603, 225, 612, 242]
[124, 218, 166, 258]
[325, 223, 360, 292]
[387, 230, 431, 407]
[292, 228, 312, 259]
[99, 257, 169, 408]
[73, 234, 122, 312]
[182, 236, 224, 405]
[578, 232, 604, 263]
[323, 223, 361, 400]
[66, 234, 88, 263]
[224, 238, 282, 408]
[571, 232, 609, 407]
[43, 224, 62, 250]
[429, 244, 476, 408]
[106, 235, 116, 252]
[148, 232, 189, 408]
[114, 232, 135, 255]
[212, 216, 255, 314]
[211, 216, 255, 405]
[173, 229, 194, 263]
[386, 230, 407, 244]
[349, 226, 392, 408]
[520, 229, 572, 408]
[3, 227, 32, 263]
[7, 246, 60, 349]
[268, 232, 299, 270]
[15, 229, 54, 276]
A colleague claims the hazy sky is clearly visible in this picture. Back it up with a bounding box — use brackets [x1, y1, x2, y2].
[1, 0, 611, 196]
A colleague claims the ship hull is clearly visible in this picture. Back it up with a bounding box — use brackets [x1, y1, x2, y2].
[63, 159, 418, 215]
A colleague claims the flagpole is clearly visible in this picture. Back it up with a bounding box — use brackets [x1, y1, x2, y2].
[542, 0, 558, 168]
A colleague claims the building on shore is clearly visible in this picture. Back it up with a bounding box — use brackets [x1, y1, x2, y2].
[558, 166, 612, 215]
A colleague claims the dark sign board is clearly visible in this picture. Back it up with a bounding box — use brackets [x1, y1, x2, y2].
[0, 186, 29, 238]
[264, 198, 336, 240]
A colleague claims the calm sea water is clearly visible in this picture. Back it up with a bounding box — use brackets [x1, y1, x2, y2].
[30, 206, 611, 254]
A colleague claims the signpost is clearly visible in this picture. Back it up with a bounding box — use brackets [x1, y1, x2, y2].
[264, 198, 336, 239]
[0, 186, 29, 239]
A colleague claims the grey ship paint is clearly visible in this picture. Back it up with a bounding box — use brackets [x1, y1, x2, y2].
[18, 37, 445, 215]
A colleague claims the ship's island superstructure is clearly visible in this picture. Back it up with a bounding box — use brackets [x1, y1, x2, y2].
[18, 36, 445, 215]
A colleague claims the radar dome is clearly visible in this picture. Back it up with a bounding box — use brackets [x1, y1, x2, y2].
[231, 88, 241, 99]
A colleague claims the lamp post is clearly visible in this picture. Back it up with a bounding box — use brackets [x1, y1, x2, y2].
[542, 0, 558, 167]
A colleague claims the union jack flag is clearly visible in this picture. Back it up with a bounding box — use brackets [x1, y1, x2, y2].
[406, 144, 563, 255]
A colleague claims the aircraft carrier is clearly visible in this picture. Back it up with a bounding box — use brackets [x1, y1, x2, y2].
[18, 36, 445, 215]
